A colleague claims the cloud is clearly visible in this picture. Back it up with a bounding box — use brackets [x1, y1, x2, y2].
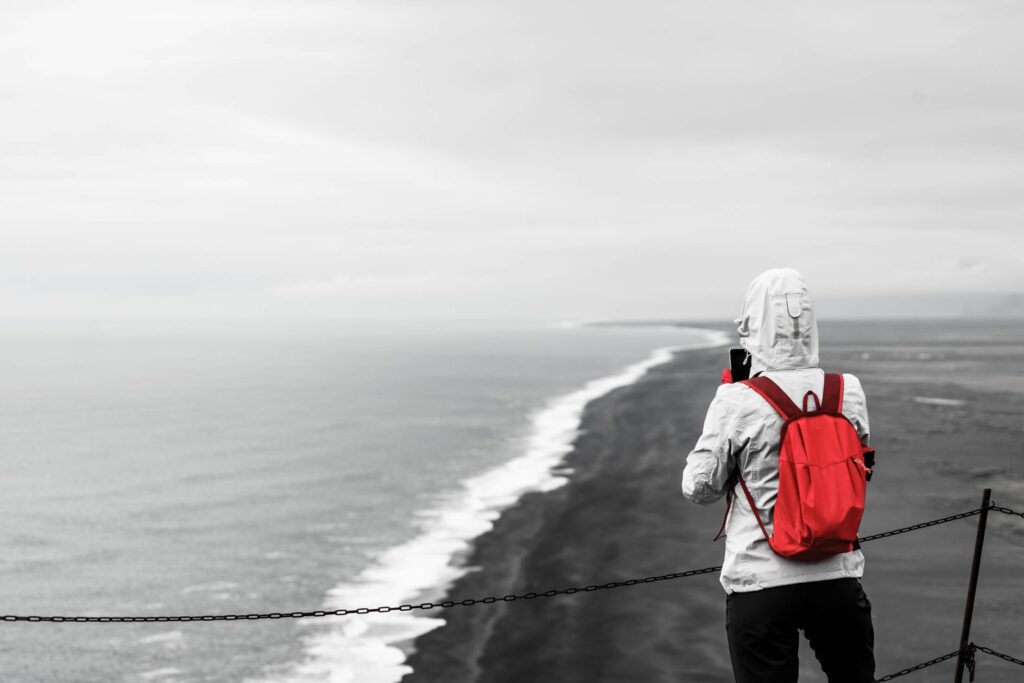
[1, 0, 1022, 320]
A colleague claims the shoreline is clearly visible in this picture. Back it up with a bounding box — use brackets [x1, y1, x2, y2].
[255, 327, 732, 683]
[402, 329, 1024, 682]
[402, 342, 737, 682]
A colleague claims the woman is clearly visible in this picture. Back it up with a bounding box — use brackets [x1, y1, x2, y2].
[682, 267, 876, 683]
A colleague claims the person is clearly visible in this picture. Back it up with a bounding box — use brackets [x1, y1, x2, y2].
[681, 267, 875, 683]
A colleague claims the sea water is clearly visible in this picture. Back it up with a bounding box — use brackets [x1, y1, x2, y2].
[0, 320, 728, 682]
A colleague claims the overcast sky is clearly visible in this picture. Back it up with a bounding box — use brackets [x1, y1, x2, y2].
[2, 1, 1022, 322]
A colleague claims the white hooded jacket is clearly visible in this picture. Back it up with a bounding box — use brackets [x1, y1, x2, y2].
[682, 267, 872, 594]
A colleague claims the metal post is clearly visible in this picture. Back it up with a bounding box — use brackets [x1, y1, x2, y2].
[953, 488, 991, 683]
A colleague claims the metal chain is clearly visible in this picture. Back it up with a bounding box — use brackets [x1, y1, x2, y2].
[872, 642, 1024, 682]
[1, 565, 723, 623]
[990, 505, 1024, 520]
[857, 507, 984, 544]
[0, 503, 1015, 624]
[976, 644, 1024, 668]
[874, 650, 960, 681]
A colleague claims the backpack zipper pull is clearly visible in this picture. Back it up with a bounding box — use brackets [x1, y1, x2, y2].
[852, 457, 872, 475]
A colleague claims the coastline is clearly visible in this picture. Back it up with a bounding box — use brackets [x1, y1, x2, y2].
[402, 325, 1024, 682]
[251, 327, 731, 683]
[402, 341, 737, 683]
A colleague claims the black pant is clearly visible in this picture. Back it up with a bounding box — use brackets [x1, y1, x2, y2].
[725, 577, 874, 683]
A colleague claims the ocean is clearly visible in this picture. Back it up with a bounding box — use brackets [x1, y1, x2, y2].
[0, 320, 728, 682]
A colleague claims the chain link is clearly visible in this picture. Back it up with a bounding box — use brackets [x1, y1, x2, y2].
[874, 649, 960, 681]
[3, 504, 1010, 624]
[964, 643, 977, 682]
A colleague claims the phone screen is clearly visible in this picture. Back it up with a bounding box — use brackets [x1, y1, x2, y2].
[729, 348, 751, 382]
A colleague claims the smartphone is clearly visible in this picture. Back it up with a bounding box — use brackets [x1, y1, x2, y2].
[729, 348, 751, 382]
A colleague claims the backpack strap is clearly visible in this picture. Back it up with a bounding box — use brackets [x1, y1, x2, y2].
[712, 470, 742, 542]
[822, 372, 844, 413]
[713, 476, 774, 544]
[740, 377, 802, 420]
[736, 474, 772, 543]
[712, 489, 732, 542]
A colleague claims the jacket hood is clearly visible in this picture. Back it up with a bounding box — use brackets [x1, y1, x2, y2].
[734, 267, 819, 376]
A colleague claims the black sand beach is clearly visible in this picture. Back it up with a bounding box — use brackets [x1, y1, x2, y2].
[403, 319, 1024, 683]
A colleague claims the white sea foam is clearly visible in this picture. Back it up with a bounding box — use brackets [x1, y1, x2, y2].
[138, 630, 184, 647]
[913, 396, 967, 407]
[138, 668, 183, 681]
[247, 326, 730, 683]
[181, 580, 239, 595]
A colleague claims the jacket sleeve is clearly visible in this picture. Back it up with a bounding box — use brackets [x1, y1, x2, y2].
[842, 372, 875, 478]
[682, 384, 742, 505]
[842, 373, 871, 447]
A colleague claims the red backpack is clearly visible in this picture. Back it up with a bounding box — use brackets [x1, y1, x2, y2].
[714, 372, 874, 561]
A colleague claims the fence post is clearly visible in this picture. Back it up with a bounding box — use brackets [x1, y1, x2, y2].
[953, 488, 991, 683]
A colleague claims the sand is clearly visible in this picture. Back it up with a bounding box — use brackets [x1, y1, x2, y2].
[402, 322, 1024, 682]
